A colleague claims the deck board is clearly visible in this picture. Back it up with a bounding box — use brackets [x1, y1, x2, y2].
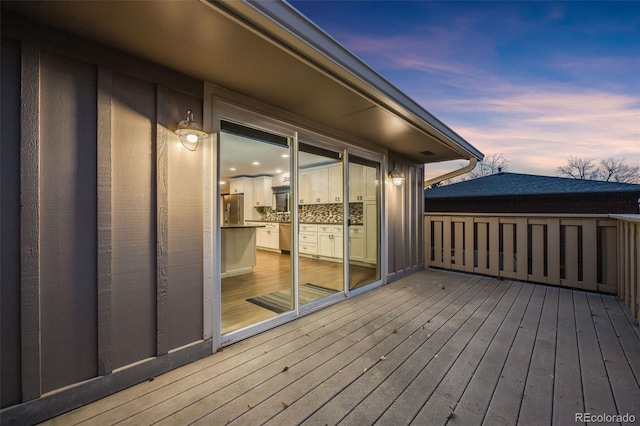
[573, 291, 618, 419]
[518, 286, 559, 425]
[166, 274, 471, 425]
[305, 276, 495, 426]
[587, 293, 640, 418]
[411, 281, 523, 426]
[448, 282, 534, 425]
[41, 269, 640, 426]
[602, 296, 640, 385]
[374, 278, 503, 425]
[482, 285, 546, 426]
[552, 289, 584, 425]
[260, 275, 485, 426]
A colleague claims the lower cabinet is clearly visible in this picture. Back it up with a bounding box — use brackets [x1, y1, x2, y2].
[247, 222, 280, 250]
[349, 226, 364, 262]
[300, 224, 318, 255]
[318, 225, 343, 259]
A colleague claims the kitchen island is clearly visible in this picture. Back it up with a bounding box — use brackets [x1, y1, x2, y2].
[221, 225, 264, 278]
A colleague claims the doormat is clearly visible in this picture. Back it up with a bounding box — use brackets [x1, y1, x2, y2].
[247, 283, 338, 314]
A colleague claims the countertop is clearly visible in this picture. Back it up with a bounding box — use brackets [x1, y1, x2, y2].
[221, 224, 265, 229]
[245, 220, 363, 225]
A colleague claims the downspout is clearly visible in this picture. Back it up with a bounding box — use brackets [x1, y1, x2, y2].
[424, 157, 477, 188]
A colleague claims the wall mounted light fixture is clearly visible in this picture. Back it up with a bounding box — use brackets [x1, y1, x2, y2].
[389, 167, 405, 186]
[175, 110, 208, 151]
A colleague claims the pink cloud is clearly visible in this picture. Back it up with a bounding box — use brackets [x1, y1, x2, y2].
[424, 87, 640, 179]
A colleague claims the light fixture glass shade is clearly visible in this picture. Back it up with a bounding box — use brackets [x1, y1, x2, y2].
[389, 167, 405, 186]
[175, 110, 208, 151]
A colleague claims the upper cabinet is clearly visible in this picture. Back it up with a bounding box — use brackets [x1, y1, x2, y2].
[309, 167, 329, 204]
[328, 163, 343, 203]
[252, 176, 272, 207]
[349, 164, 363, 202]
[349, 164, 377, 202]
[230, 178, 246, 194]
[363, 165, 378, 201]
[299, 170, 310, 205]
[299, 163, 340, 205]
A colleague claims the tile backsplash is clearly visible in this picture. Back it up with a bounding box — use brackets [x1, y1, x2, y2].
[257, 203, 363, 224]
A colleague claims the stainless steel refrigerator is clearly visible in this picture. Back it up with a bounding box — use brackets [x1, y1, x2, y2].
[222, 194, 244, 225]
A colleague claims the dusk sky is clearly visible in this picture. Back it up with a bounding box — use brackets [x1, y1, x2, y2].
[289, 1, 640, 180]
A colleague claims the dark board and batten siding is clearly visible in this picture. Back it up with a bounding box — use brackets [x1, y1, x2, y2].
[111, 72, 158, 369]
[387, 157, 425, 282]
[0, 39, 208, 422]
[1, 38, 24, 409]
[40, 48, 99, 394]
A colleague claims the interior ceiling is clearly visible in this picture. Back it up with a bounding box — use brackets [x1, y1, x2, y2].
[3, 0, 474, 164]
[220, 132, 332, 181]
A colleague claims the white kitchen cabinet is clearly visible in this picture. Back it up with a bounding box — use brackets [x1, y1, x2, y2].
[363, 165, 378, 201]
[328, 163, 343, 203]
[363, 201, 377, 264]
[310, 167, 329, 204]
[299, 224, 318, 255]
[266, 227, 279, 250]
[230, 178, 245, 194]
[252, 176, 272, 207]
[299, 170, 310, 205]
[318, 225, 343, 258]
[348, 164, 377, 202]
[247, 222, 279, 251]
[349, 163, 364, 202]
[349, 226, 364, 261]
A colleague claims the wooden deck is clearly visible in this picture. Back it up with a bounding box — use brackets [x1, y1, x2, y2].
[43, 270, 640, 425]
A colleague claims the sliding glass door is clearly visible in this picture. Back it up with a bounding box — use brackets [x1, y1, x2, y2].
[297, 142, 345, 306]
[348, 155, 381, 290]
[219, 120, 293, 334]
[217, 113, 383, 338]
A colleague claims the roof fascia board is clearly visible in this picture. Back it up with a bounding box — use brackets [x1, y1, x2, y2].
[205, 0, 483, 161]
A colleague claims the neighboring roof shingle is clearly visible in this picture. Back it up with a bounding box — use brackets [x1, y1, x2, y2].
[424, 172, 640, 199]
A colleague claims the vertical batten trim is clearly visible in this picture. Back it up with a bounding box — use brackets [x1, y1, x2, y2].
[97, 67, 113, 375]
[202, 85, 214, 344]
[20, 43, 42, 401]
[156, 85, 169, 355]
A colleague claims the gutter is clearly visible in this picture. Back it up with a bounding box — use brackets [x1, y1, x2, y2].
[424, 157, 477, 188]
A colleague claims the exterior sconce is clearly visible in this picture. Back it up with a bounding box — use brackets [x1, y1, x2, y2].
[389, 167, 405, 186]
[175, 110, 208, 151]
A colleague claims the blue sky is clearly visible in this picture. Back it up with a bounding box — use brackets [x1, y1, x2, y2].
[289, 1, 640, 179]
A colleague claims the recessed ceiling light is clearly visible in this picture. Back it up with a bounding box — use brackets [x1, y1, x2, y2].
[229, 167, 236, 171]
[275, 169, 282, 173]
[219, 181, 226, 185]
[252, 161, 260, 165]
[281, 154, 289, 158]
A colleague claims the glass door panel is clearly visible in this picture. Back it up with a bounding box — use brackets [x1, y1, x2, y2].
[348, 155, 381, 290]
[298, 142, 344, 305]
[219, 120, 293, 334]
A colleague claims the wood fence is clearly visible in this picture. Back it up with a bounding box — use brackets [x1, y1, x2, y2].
[424, 213, 639, 322]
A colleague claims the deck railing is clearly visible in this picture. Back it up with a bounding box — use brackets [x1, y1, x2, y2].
[424, 213, 639, 322]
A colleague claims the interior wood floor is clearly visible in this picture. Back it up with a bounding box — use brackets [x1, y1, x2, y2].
[222, 250, 377, 334]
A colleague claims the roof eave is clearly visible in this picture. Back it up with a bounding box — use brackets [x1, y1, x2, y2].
[211, 0, 483, 162]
